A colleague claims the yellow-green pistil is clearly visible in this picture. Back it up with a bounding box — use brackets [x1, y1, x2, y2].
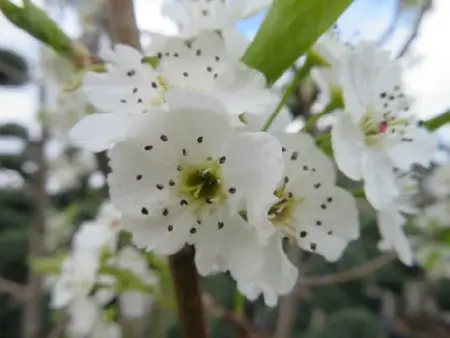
[178, 158, 228, 212]
[268, 186, 303, 236]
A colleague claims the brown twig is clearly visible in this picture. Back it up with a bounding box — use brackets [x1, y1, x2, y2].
[22, 126, 49, 338]
[169, 247, 209, 338]
[106, 0, 141, 50]
[296, 253, 395, 289]
[202, 293, 266, 338]
[274, 244, 301, 338]
[0, 277, 27, 302]
[396, 0, 432, 58]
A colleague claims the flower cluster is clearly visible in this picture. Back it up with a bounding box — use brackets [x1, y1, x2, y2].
[67, 0, 437, 307]
[49, 203, 157, 337]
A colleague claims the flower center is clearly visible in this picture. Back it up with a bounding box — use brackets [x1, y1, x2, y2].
[268, 188, 303, 237]
[179, 160, 227, 210]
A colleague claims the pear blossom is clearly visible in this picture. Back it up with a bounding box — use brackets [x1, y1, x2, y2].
[376, 170, 421, 266]
[115, 246, 158, 319]
[66, 297, 102, 338]
[70, 32, 274, 152]
[162, 0, 272, 38]
[332, 42, 436, 209]
[194, 132, 359, 306]
[72, 204, 121, 255]
[50, 254, 99, 309]
[252, 132, 359, 258]
[107, 89, 284, 256]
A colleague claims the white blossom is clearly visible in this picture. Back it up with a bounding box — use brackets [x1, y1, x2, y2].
[376, 170, 421, 266]
[115, 246, 158, 319]
[107, 89, 284, 257]
[70, 32, 274, 152]
[50, 254, 99, 309]
[332, 42, 436, 209]
[197, 133, 359, 306]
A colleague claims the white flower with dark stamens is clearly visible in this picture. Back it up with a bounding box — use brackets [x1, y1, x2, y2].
[162, 0, 272, 37]
[376, 170, 420, 266]
[70, 32, 274, 152]
[148, 31, 275, 116]
[107, 89, 284, 255]
[251, 132, 359, 260]
[332, 42, 436, 209]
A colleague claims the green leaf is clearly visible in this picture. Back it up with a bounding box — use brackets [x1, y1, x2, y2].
[242, 0, 352, 83]
[423, 109, 450, 131]
[0, 0, 73, 59]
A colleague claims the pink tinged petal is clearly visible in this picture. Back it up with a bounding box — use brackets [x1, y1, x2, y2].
[69, 113, 145, 152]
[221, 131, 284, 226]
[277, 132, 336, 187]
[362, 150, 399, 210]
[294, 185, 360, 241]
[377, 208, 413, 266]
[387, 126, 437, 171]
[331, 111, 365, 181]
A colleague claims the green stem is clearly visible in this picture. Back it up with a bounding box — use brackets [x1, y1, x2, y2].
[234, 291, 245, 315]
[262, 56, 314, 132]
[424, 109, 450, 131]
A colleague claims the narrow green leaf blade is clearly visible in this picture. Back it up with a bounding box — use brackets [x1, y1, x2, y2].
[242, 0, 352, 83]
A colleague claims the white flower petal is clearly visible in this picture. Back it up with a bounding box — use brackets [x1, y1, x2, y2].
[221, 131, 284, 226]
[297, 227, 348, 262]
[377, 207, 413, 266]
[362, 150, 399, 210]
[236, 234, 298, 307]
[83, 46, 164, 114]
[213, 62, 274, 115]
[69, 113, 145, 152]
[277, 132, 336, 187]
[331, 111, 364, 181]
[67, 298, 101, 338]
[165, 88, 229, 116]
[122, 212, 195, 255]
[387, 126, 436, 171]
[294, 185, 359, 242]
[222, 26, 250, 59]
